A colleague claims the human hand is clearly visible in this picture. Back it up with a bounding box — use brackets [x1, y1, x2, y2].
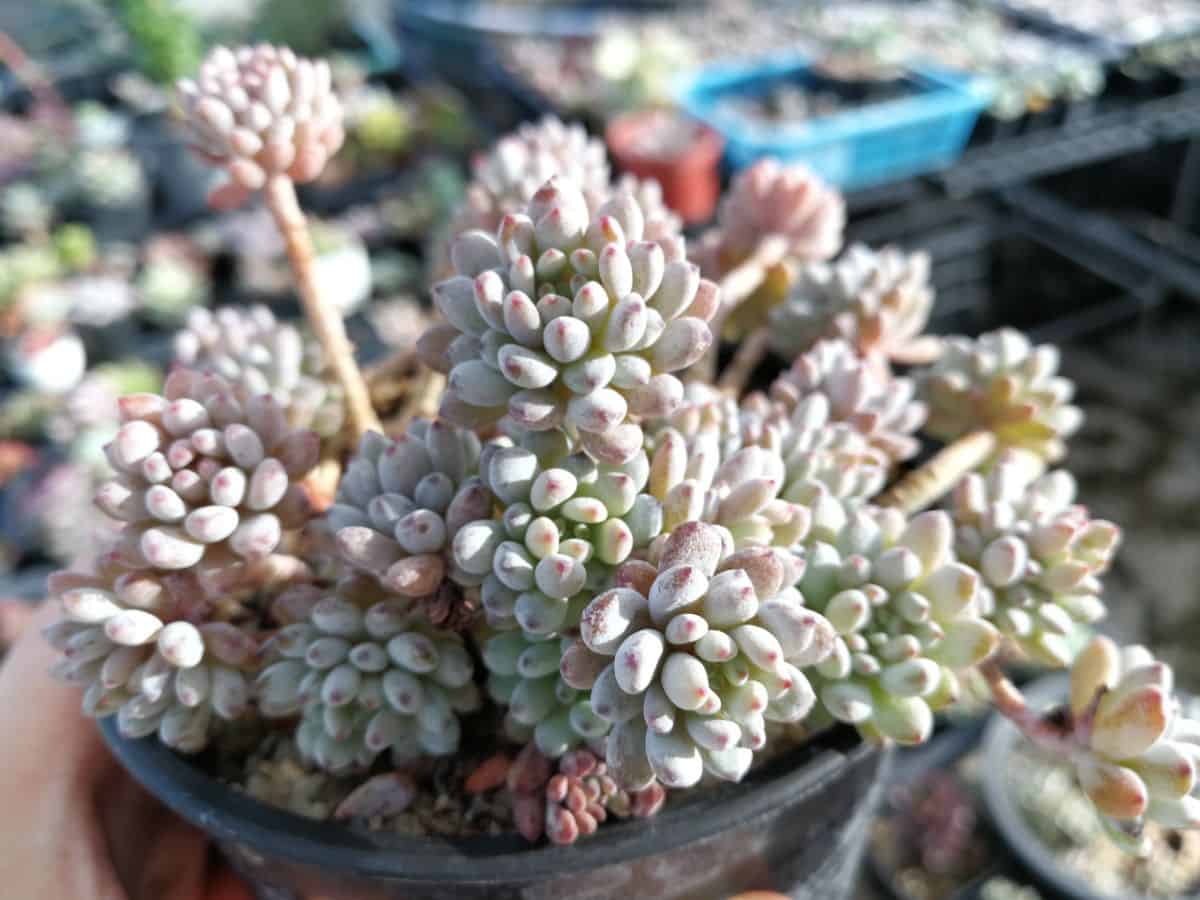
[0, 600, 252, 900]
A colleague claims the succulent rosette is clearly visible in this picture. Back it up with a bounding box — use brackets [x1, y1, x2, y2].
[482, 630, 609, 758]
[922, 328, 1083, 465]
[950, 451, 1120, 667]
[45, 563, 258, 752]
[541, 749, 665, 846]
[326, 421, 492, 621]
[1065, 637, 1200, 845]
[766, 338, 927, 464]
[259, 577, 480, 774]
[769, 243, 937, 369]
[174, 305, 345, 438]
[452, 116, 611, 238]
[798, 494, 999, 745]
[578, 522, 837, 789]
[455, 435, 662, 636]
[176, 43, 345, 207]
[95, 369, 318, 575]
[420, 175, 718, 464]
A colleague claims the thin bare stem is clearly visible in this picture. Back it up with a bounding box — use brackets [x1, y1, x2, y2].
[694, 234, 791, 382]
[877, 430, 997, 514]
[263, 175, 380, 441]
[718, 327, 770, 396]
[980, 657, 1078, 757]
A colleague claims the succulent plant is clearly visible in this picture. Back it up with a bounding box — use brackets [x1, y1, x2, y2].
[460, 435, 662, 634]
[6, 327, 87, 395]
[923, 328, 1083, 465]
[482, 630, 609, 758]
[425, 175, 717, 463]
[540, 749, 666, 845]
[769, 243, 937, 369]
[765, 338, 927, 464]
[308, 218, 372, 316]
[174, 305, 345, 438]
[74, 148, 147, 208]
[44, 563, 257, 751]
[326, 421, 491, 627]
[94, 368, 318, 574]
[1065, 637, 1200, 846]
[259, 577, 480, 773]
[611, 174, 683, 251]
[578, 522, 836, 789]
[710, 159, 845, 266]
[346, 86, 413, 160]
[950, 451, 1120, 667]
[54, 224, 98, 274]
[798, 494, 999, 745]
[452, 116, 610, 238]
[1, 182, 52, 238]
[176, 44, 344, 207]
[137, 236, 210, 326]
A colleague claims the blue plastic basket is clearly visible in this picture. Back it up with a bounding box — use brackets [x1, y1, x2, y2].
[680, 56, 994, 191]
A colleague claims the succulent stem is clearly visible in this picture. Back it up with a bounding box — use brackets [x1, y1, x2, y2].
[696, 234, 791, 382]
[263, 174, 380, 440]
[979, 657, 1079, 757]
[718, 327, 770, 396]
[877, 429, 997, 514]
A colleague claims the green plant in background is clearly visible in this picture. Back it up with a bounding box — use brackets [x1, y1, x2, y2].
[115, 0, 204, 85]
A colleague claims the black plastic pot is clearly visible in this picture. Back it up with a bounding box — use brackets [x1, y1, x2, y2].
[100, 719, 887, 900]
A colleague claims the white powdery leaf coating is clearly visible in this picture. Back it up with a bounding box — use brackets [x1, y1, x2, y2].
[922, 328, 1084, 464]
[712, 158, 845, 264]
[579, 523, 835, 790]
[794, 489, 1000, 748]
[330, 418, 490, 603]
[176, 43, 345, 198]
[431, 174, 715, 463]
[46, 569, 258, 753]
[173, 305, 345, 438]
[769, 243, 935, 366]
[263, 584, 480, 774]
[95, 369, 319, 572]
[949, 449, 1120, 668]
[767, 338, 927, 464]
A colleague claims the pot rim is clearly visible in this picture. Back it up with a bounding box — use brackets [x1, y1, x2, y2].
[100, 718, 875, 883]
[604, 108, 725, 168]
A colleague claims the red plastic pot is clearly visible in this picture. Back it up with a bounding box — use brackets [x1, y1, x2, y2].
[606, 109, 724, 226]
[100, 719, 886, 900]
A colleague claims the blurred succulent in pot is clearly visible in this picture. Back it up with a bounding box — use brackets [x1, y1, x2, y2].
[1056, 637, 1200, 848]
[73, 148, 148, 210]
[800, 497, 999, 745]
[1, 182, 52, 239]
[176, 43, 344, 209]
[366, 295, 430, 352]
[54, 224, 98, 274]
[950, 452, 1119, 667]
[116, 0, 203, 85]
[427, 176, 716, 462]
[460, 435, 662, 634]
[483, 631, 609, 758]
[923, 328, 1083, 465]
[770, 243, 938, 371]
[765, 339, 926, 464]
[26, 461, 122, 568]
[452, 116, 611, 238]
[6, 326, 87, 395]
[137, 235, 211, 327]
[326, 422, 491, 630]
[345, 86, 413, 164]
[47, 359, 163, 466]
[308, 219, 372, 316]
[260, 577, 480, 774]
[174, 306, 344, 439]
[578, 522, 835, 788]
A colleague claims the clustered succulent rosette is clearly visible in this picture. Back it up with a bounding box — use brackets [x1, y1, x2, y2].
[578, 522, 837, 789]
[326, 421, 492, 627]
[799, 495, 999, 745]
[482, 631, 610, 758]
[177, 44, 344, 207]
[611, 174, 683, 252]
[540, 749, 666, 846]
[259, 578, 480, 774]
[95, 368, 318, 576]
[1064, 637, 1200, 846]
[453, 116, 611, 238]
[950, 451, 1120, 667]
[45, 562, 258, 752]
[705, 158, 846, 266]
[456, 434, 662, 634]
[174, 305, 345, 438]
[770, 243, 938, 370]
[922, 328, 1083, 465]
[765, 338, 927, 464]
[422, 175, 717, 464]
